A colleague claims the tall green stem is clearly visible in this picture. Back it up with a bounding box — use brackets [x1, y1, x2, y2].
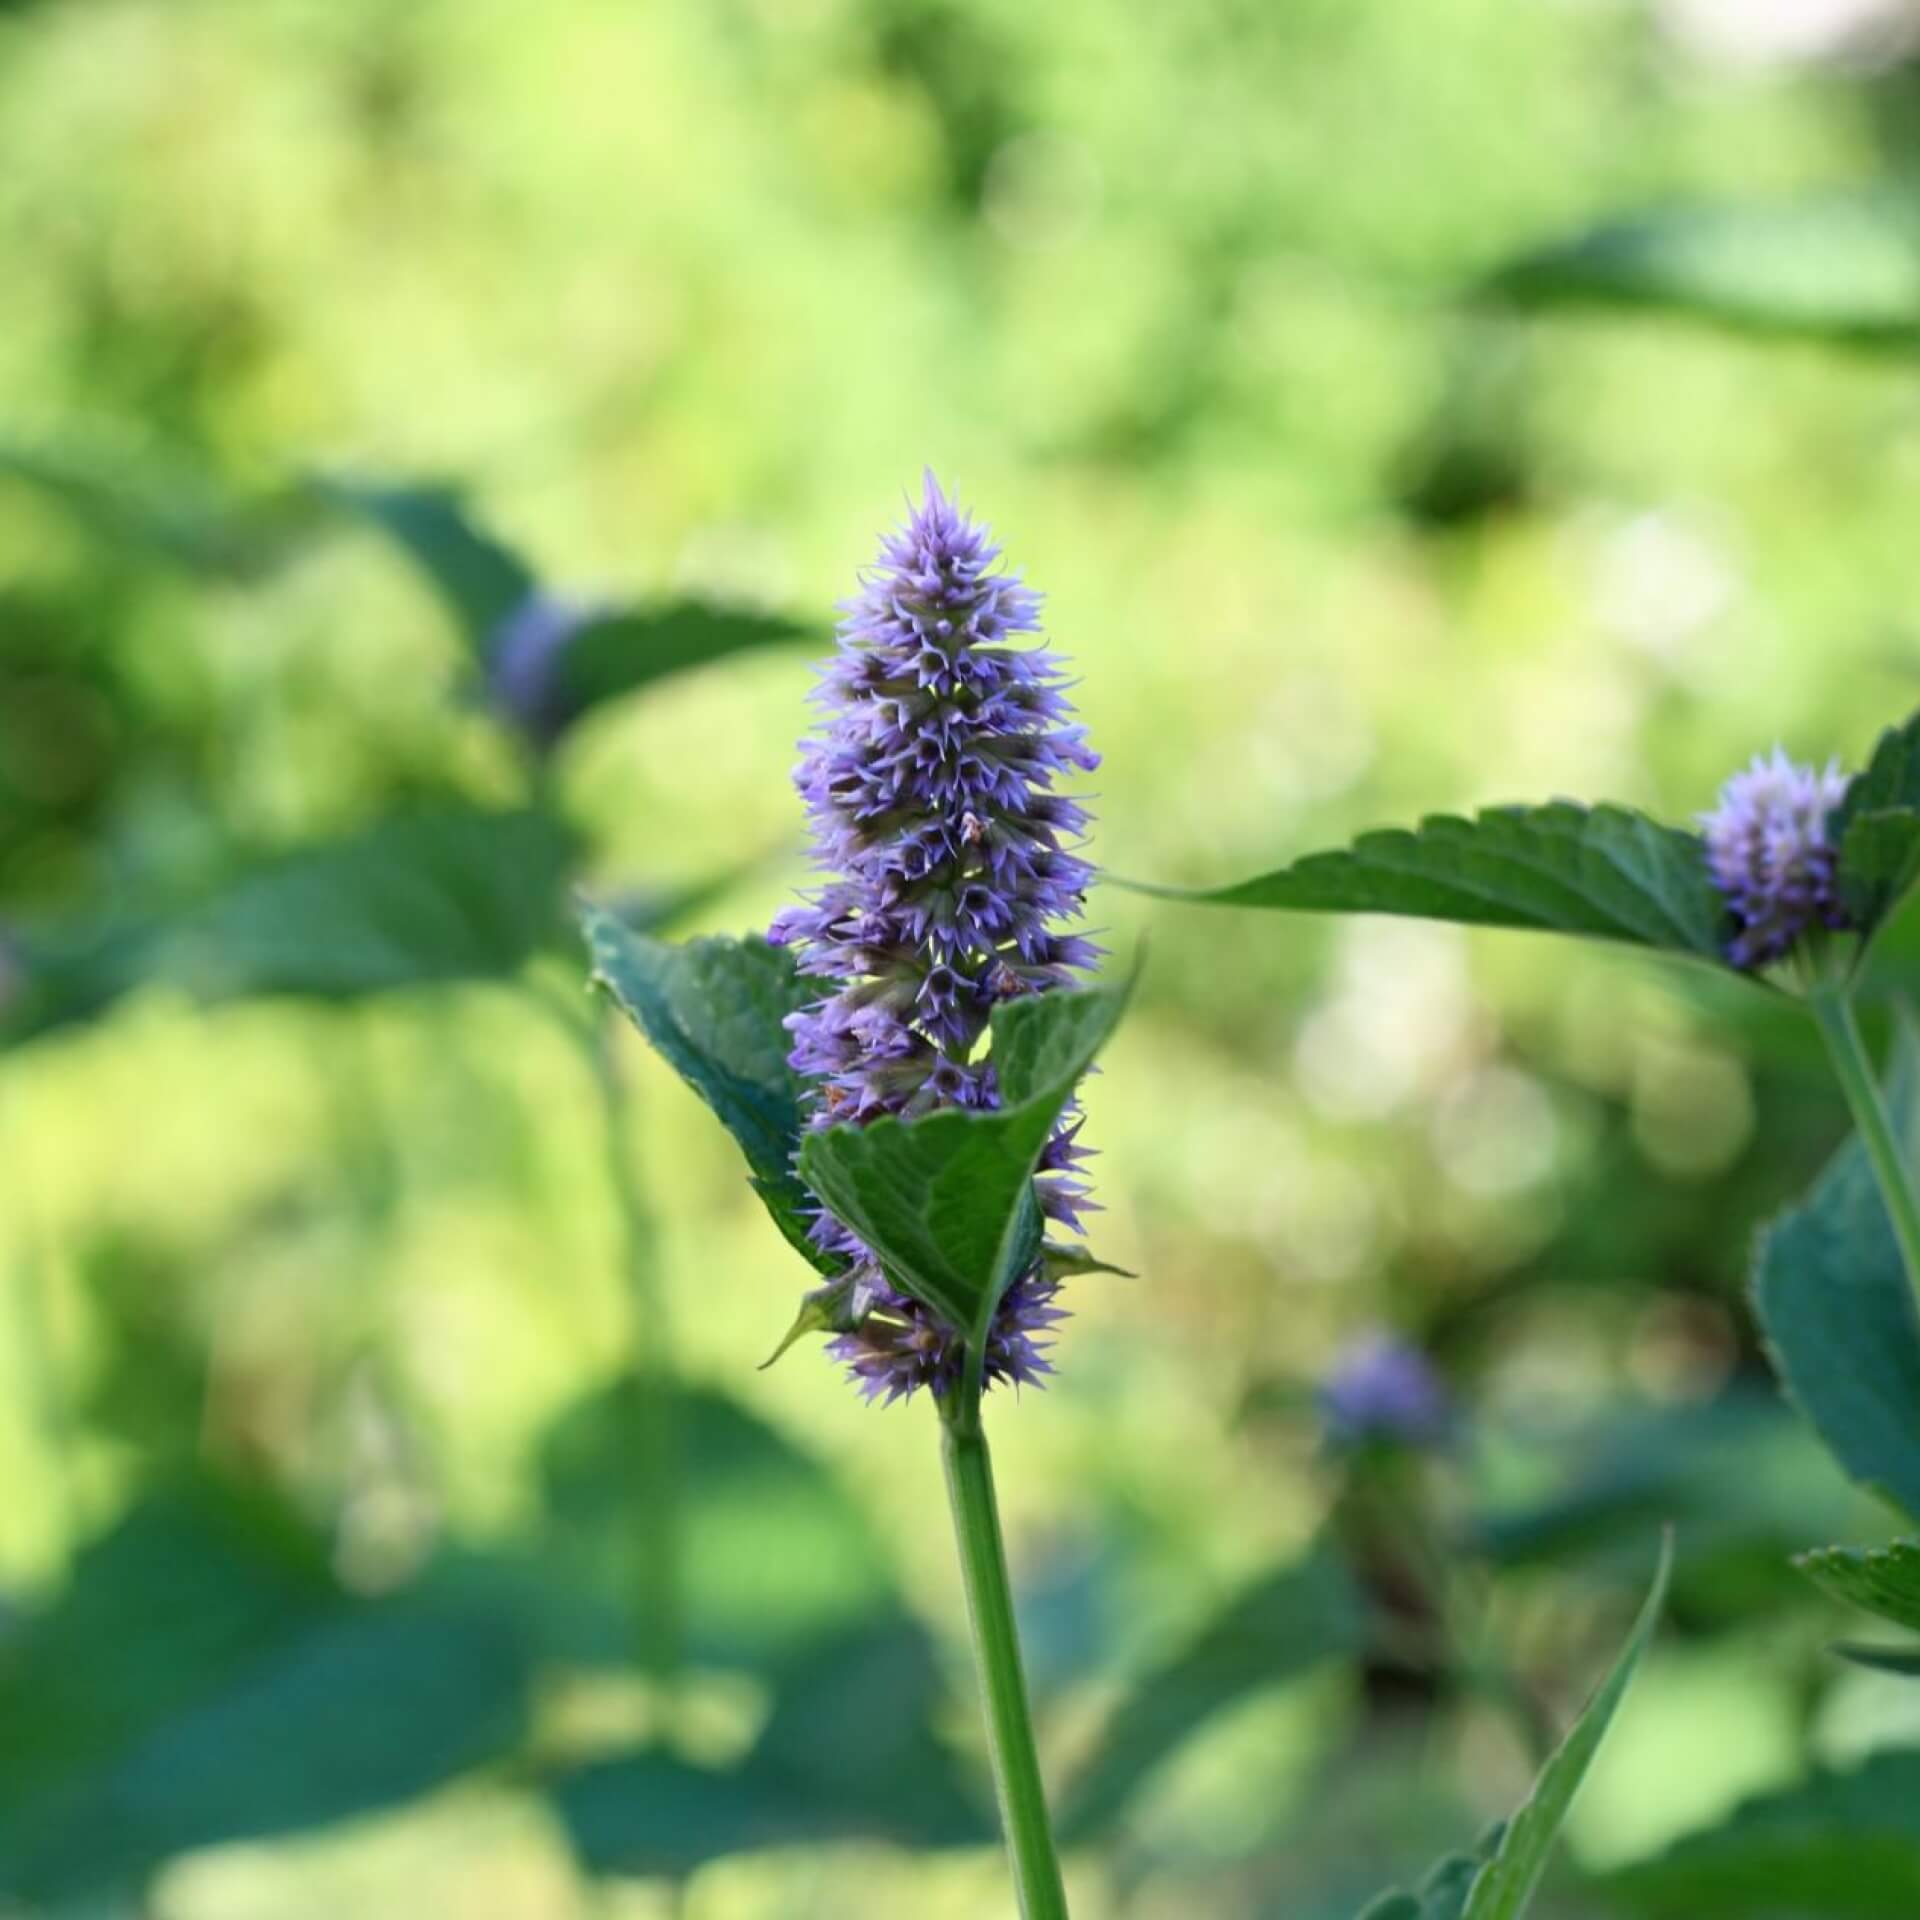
[1810, 984, 1920, 1329]
[939, 1387, 1069, 1920]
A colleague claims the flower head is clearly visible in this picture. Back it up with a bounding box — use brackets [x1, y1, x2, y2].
[1320, 1333, 1452, 1452]
[488, 591, 601, 740]
[1700, 747, 1852, 970]
[772, 474, 1101, 1402]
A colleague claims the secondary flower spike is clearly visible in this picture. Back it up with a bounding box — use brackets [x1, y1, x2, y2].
[771, 474, 1102, 1401]
[1700, 748, 1852, 970]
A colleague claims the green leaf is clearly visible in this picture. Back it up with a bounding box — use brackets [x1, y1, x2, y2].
[580, 912, 837, 1275]
[6, 808, 578, 1044]
[1486, 194, 1920, 347]
[315, 473, 536, 656]
[1840, 710, 1920, 826]
[552, 602, 813, 729]
[1752, 1018, 1920, 1522]
[1603, 1749, 1920, 1916]
[1455, 1536, 1671, 1920]
[1059, 1551, 1363, 1841]
[1359, 1832, 1503, 1920]
[1129, 804, 1728, 961]
[550, 1613, 990, 1876]
[1799, 1539, 1920, 1634]
[797, 973, 1132, 1346]
[1835, 1643, 1920, 1678]
[0, 1480, 531, 1903]
[1840, 811, 1920, 939]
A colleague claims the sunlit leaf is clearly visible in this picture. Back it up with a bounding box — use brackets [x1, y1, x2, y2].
[1060, 1550, 1363, 1841]
[1752, 1017, 1920, 1522]
[1128, 805, 1728, 961]
[1603, 1749, 1920, 1915]
[1487, 195, 1920, 347]
[580, 912, 836, 1275]
[1799, 1539, 1920, 1639]
[798, 972, 1133, 1347]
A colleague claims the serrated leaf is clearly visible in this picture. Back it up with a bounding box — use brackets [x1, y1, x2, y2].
[551, 602, 812, 730]
[315, 473, 536, 656]
[1458, 1536, 1671, 1920]
[1485, 194, 1920, 347]
[1840, 810, 1920, 938]
[797, 974, 1132, 1347]
[1840, 709, 1920, 826]
[1603, 1749, 1920, 1915]
[1752, 1018, 1920, 1522]
[1359, 1833, 1503, 1920]
[580, 912, 837, 1275]
[1129, 804, 1729, 960]
[5, 809, 579, 1045]
[1059, 1551, 1363, 1841]
[1799, 1540, 1920, 1634]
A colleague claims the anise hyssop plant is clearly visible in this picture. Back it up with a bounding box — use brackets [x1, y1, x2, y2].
[584, 477, 1130, 1917]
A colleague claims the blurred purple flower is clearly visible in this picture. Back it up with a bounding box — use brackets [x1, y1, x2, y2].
[1321, 1334, 1451, 1451]
[487, 591, 601, 739]
[773, 473, 1102, 1403]
[1700, 747, 1852, 970]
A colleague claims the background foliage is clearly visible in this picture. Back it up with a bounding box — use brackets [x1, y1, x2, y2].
[8, 0, 1920, 1914]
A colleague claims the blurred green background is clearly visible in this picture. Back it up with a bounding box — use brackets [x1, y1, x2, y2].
[8, 1, 1920, 1915]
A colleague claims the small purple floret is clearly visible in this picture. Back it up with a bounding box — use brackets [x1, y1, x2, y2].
[774, 473, 1102, 1403]
[1320, 1334, 1452, 1451]
[1700, 748, 1852, 970]
[488, 591, 600, 739]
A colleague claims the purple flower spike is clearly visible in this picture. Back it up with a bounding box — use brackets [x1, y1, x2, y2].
[774, 474, 1103, 1402]
[1700, 748, 1853, 970]
[1320, 1334, 1452, 1452]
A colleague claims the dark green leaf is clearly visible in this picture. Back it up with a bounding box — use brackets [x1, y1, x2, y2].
[1059, 1551, 1363, 1841]
[1840, 811, 1920, 939]
[552, 602, 813, 729]
[7, 809, 578, 1044]
[0, 1480, 531, 1903]
[1799, 1540, 1920, 1633]
[1603, 1750, 1920, 1916]
[1458, 1536, 1670, 1920]
[314, 473, 536, 655]
[1752, 1019, 1920, 1522]
[1128, 804, 1728, 961]
[798, 973, 1133, 1346]
[1835, 1643, 1920, 1677]
[1486, 195, 1920, 347]
[581, 913, 837, 1275]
